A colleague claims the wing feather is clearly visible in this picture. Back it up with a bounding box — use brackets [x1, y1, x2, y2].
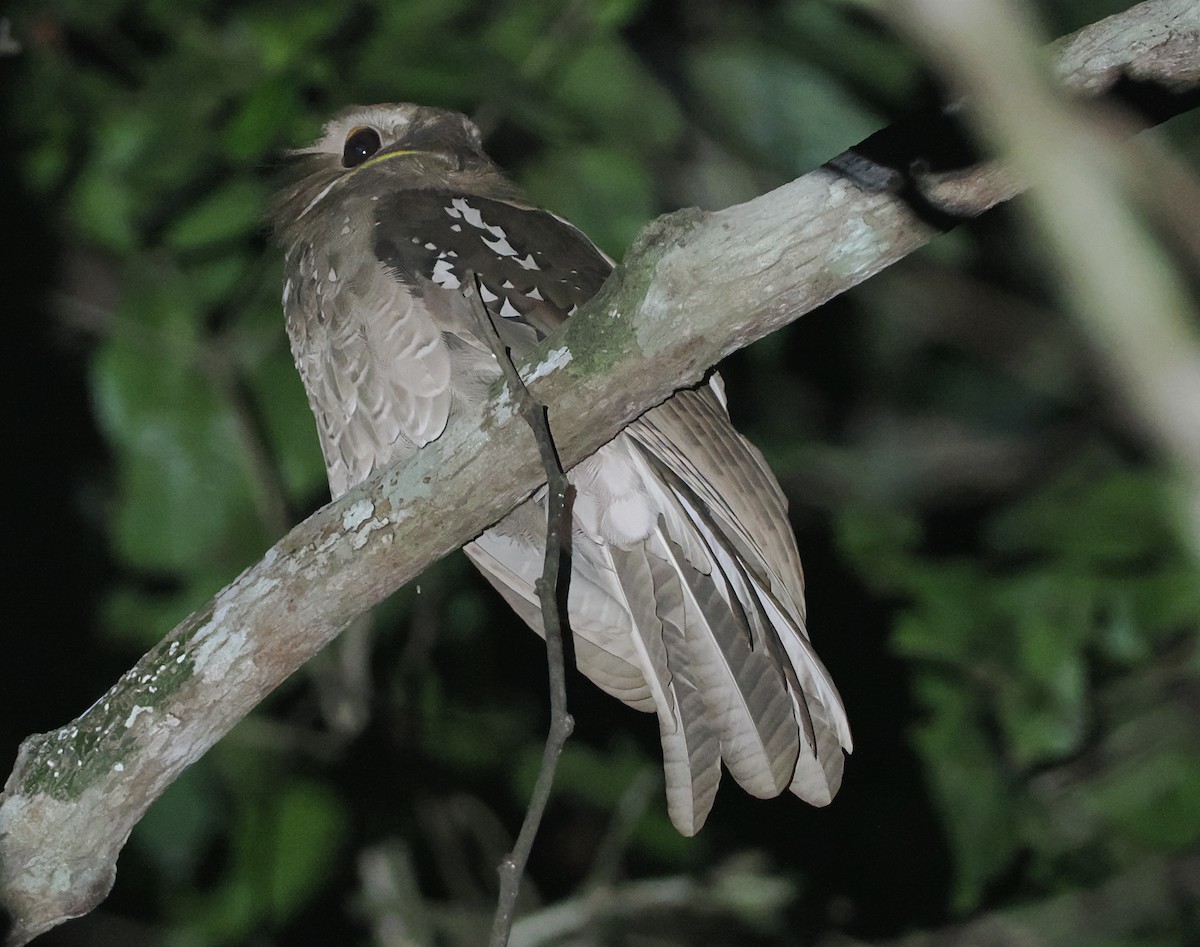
[652, 551, 723, 835]
[629, 383, 806, 609]
[629, 393, 852, 802]
[606, 546, 676, 722]
[653, 529, 800, 797]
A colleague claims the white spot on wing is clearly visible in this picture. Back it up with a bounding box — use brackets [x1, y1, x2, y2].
[483, 234, 517, 256]
[452, 198, 486, 228]
[432, 258, 460, 289]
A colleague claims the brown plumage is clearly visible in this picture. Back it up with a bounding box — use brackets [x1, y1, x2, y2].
[273, 103, 851, 835]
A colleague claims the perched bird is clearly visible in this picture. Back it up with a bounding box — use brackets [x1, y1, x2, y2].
[273, 104, 851, 835]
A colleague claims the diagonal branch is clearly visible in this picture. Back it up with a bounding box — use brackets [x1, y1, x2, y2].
[2, 1, 1198, 943]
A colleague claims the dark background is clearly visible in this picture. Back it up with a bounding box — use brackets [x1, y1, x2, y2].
[3, 0, 1199, 944]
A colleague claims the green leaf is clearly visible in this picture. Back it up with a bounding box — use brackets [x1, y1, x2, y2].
[167, 179, 268, 249]
[516, 741, 645, 810]
[592, 0, 646, 28]
[160, 775, 347, 942]
[90, 266, 271, 577]
[418, 669, 533, 772]
[101, 583, 215, 648]
[987, 456, 1174, 566]
[1086, 750, 1200, 853]
[268, 782, 348, 920]
[780, 0, 922, 106]
[911, 675, 1020, 914]
[551, 40, 684, 150]
[834, 502, 923, 590]
[70, 111, 158, 251]
[132, 762, 226, 885]
[688, 42, 881, 175]
[243, 350, 330, 503]
[223, 80, 301, 161]
[892, 563, 998, 665]
[521, 145, 654, 259]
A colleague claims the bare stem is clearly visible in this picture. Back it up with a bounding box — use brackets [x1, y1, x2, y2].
[462, 276, 577, 947]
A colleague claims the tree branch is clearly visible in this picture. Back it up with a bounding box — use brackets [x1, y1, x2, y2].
[2, 1, 1197, 942]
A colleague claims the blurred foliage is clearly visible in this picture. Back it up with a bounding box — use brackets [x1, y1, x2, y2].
[2, 0, 1200, 945]
[839, 450, 1200, 913]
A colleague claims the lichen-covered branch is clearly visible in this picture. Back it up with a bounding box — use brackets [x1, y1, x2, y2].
[2, 1, 1198, 942]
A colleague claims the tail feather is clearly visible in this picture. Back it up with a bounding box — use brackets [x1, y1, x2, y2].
[632, 443, 850, 804]
[464, 384, 852, 833]
[465, 534, 658, 710]
[789, 697, 845, 805]
[606, 545, 676, 722]
[653, 553, 723, 834]
[657, 531, 800, 798]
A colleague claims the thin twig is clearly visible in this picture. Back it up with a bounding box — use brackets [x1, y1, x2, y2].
[461, 275, 577, 947]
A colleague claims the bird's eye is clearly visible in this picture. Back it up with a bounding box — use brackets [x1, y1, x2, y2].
[342, 126, 382, 168]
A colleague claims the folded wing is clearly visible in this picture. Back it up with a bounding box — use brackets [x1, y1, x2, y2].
[466, 378, 850, 835]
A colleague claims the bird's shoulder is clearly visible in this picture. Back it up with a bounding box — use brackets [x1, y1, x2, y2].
[373, 189, 614, 339]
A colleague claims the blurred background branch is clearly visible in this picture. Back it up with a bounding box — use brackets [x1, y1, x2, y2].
[883, 0, 1200, 558]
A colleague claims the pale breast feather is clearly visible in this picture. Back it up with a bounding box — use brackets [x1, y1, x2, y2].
[285, 240, 455, 498]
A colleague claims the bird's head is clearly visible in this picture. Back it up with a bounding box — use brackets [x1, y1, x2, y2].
[272, 103, 519, 240]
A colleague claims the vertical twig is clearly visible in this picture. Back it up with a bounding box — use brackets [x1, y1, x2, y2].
[462, 276, 576, 947]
